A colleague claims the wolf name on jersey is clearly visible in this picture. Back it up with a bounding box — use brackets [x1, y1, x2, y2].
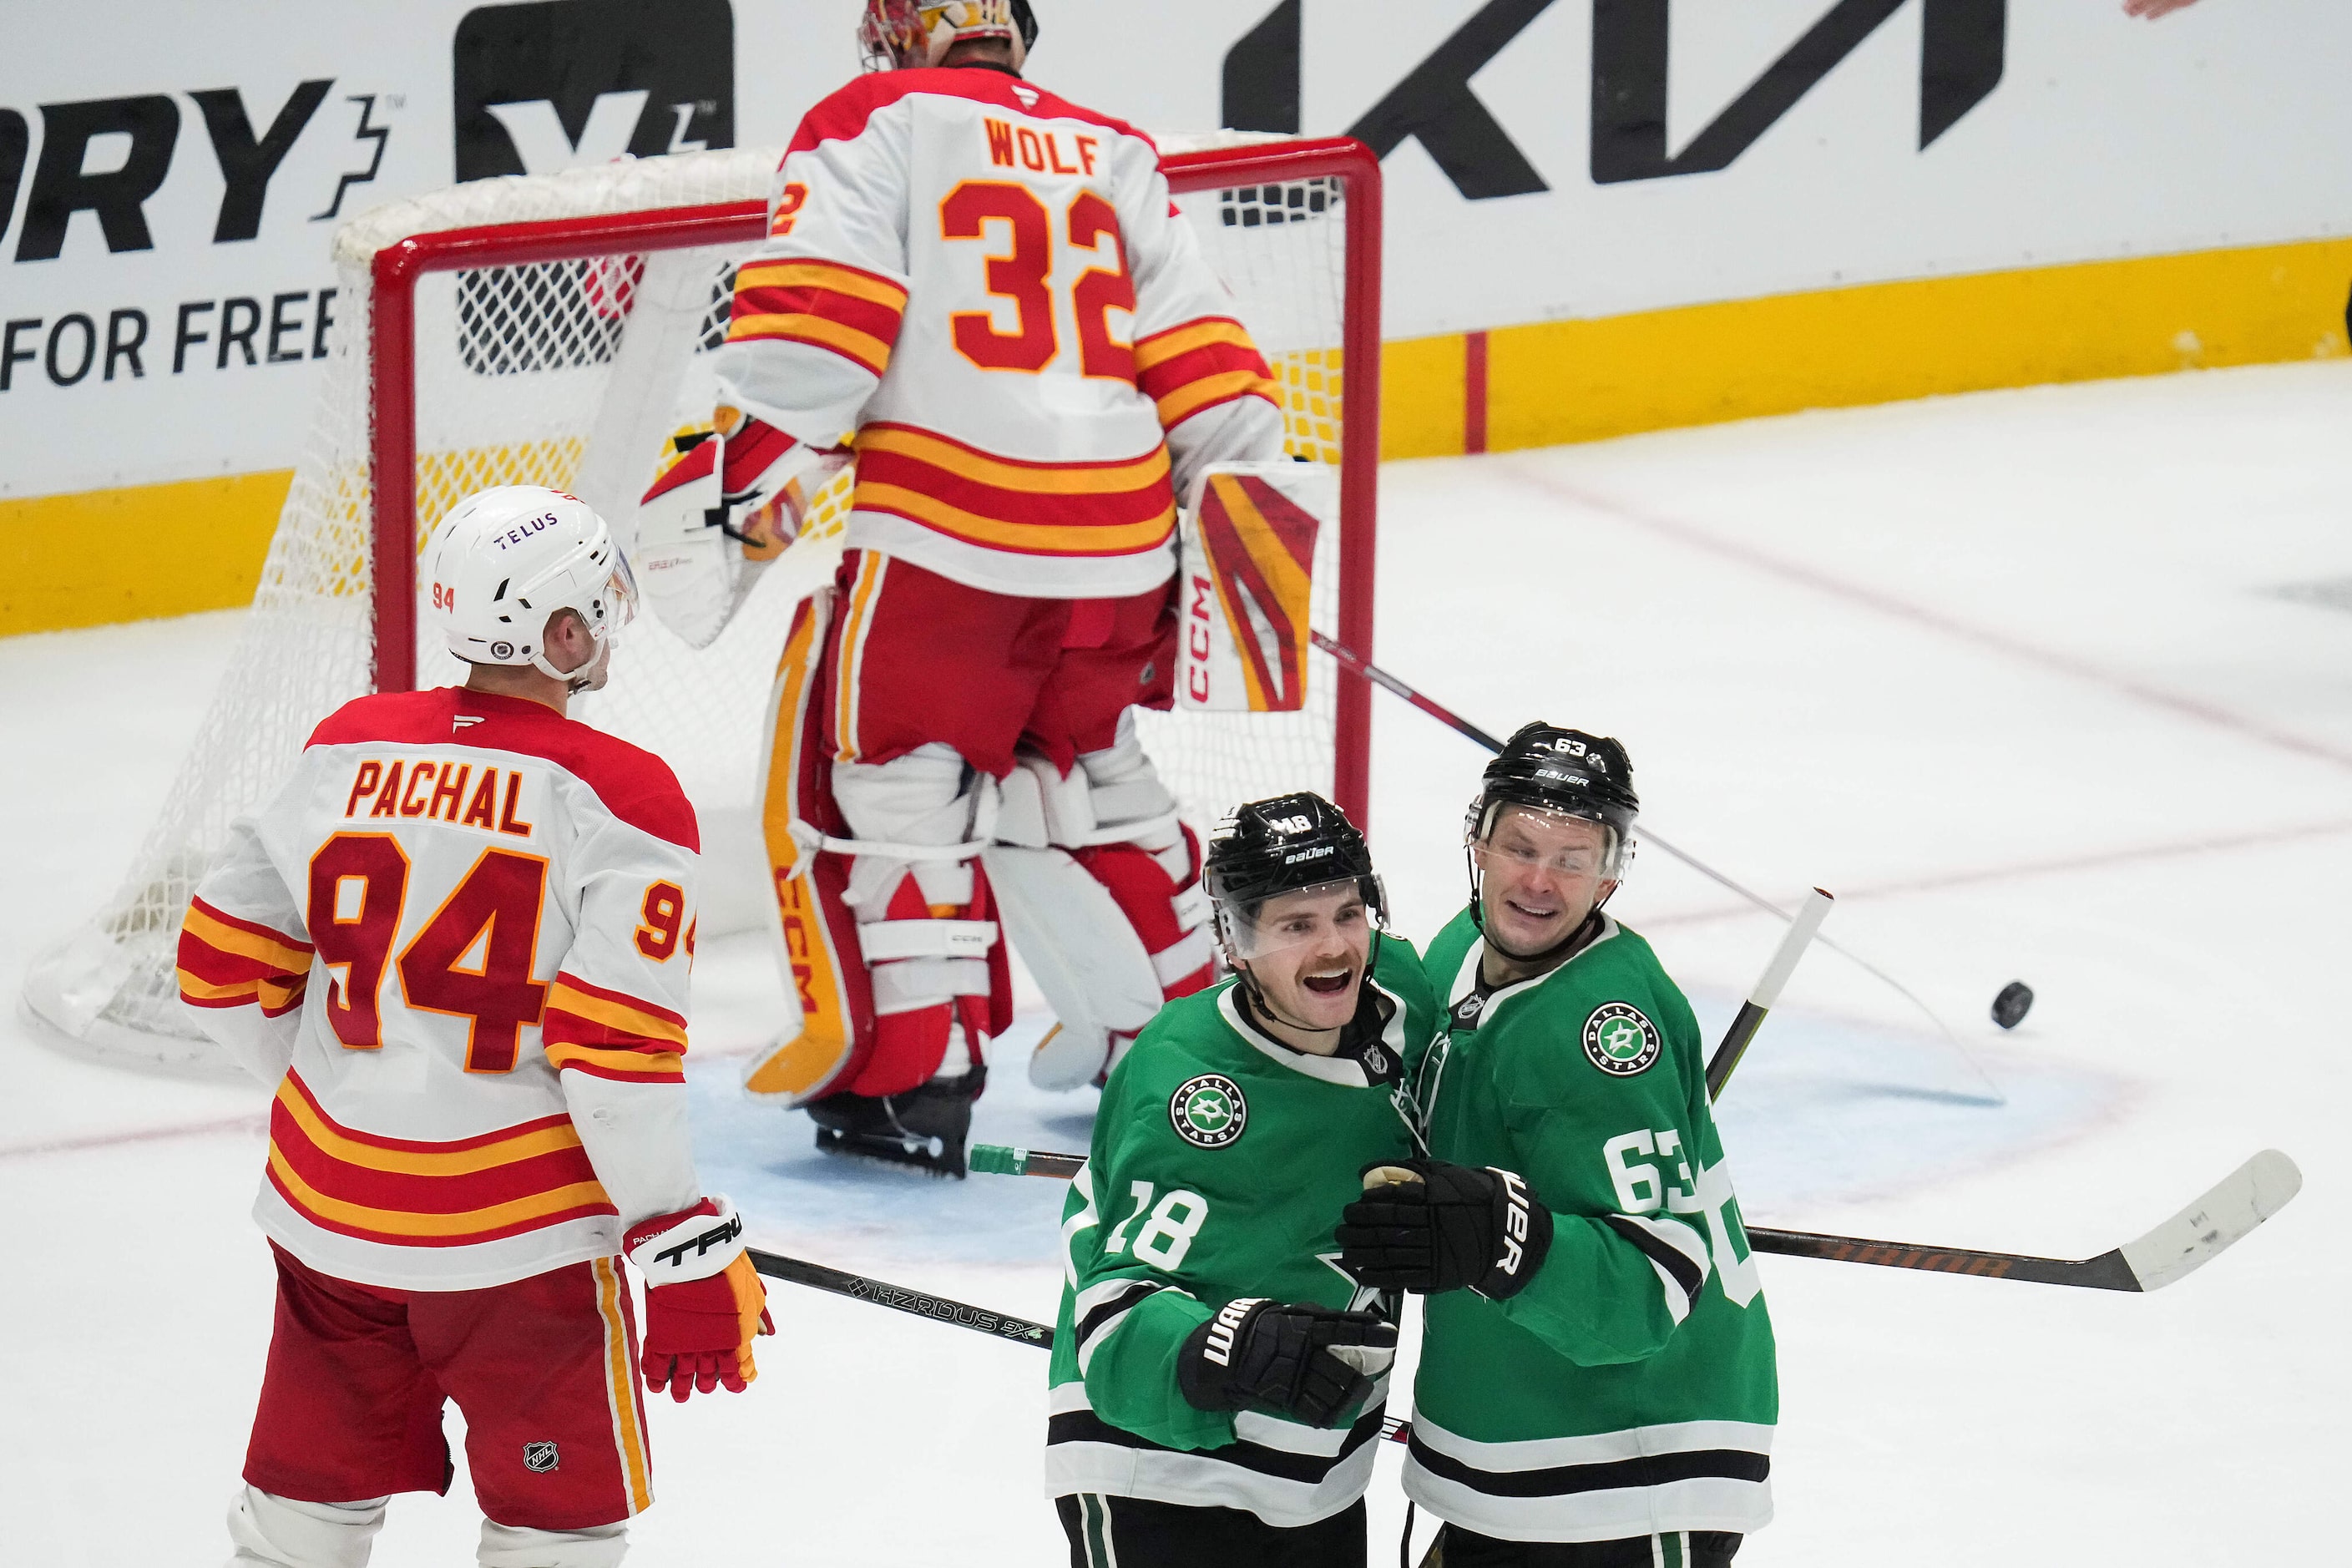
[711, 67, 1284, 599]
[1048, 934, 1435, 1527]
[178, 688, 706, 1292]
[1404, 911, 1779, 1542]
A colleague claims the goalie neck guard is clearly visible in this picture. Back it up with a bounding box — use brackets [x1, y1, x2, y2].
[859, 0, 1038, 71]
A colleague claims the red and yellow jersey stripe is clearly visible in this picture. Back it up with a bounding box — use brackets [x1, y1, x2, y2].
[265, 1070, 614, 1248]
[542, 972, 688, 1084]
[1135, 316, 1282, 430]
[726, 257, 909, 378]
[851, 422, 1177, 559]
[178, 897, 312, 1016]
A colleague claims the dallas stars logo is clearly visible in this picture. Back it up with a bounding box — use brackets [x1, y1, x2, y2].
[1168, 1073, 1247, 1148]
[1581, 1002, 1662, 1076]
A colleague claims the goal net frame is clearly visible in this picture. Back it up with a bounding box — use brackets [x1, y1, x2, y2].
[367, 135, 1380, 812]
[24, 133, 1382, 1074]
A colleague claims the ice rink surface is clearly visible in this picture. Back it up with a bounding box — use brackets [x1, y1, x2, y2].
[6, 360, 2348, 1563]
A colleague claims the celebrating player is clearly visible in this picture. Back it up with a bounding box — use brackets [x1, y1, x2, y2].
[179, 487, 769, 1568]
[1046, 795, 1433, 1567]
[1338, 726, 1778, 1567]
[635, 0, 1288, 1175]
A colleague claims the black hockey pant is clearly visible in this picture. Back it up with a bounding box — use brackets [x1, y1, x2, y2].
[1427, 1521, 1741, 1567]
[1057, 1493, 1367, 1568]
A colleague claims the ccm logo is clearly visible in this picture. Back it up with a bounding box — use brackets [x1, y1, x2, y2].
[1185, 573, 1216, 702]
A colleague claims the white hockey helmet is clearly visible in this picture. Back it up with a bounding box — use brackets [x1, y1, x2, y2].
[422, 486, 636, 684]
[858, 0, 1035, 72]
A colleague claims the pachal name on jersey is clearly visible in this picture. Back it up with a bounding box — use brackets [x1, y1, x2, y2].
[340, 758, 535, 837]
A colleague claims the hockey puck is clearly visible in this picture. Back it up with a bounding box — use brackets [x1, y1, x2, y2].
[1990, 981, 2034, 1030]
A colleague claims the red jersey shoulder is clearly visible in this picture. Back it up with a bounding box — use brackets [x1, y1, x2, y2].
[789, 67, 1153, 155]
[306, 687, 467, 748]
[306, 689, 698, 852]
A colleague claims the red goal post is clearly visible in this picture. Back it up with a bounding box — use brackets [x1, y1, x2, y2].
[367, 135, 1382, 823]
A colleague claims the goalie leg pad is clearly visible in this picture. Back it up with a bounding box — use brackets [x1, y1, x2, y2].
[828, 742, 1009, 1099]
[748, 594, 872, 1105]
[991, 717, 1215, 1090]
[987, 843, 1164, 1090]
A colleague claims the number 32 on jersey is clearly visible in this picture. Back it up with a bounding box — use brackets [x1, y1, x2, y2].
[941, 166, 1133, 380]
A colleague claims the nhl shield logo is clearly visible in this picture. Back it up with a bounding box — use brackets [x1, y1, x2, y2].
[1581, 1003, 1661, 1076]
[1169, 1074, 1247, 1148]
[523, 1442, 559, 1474]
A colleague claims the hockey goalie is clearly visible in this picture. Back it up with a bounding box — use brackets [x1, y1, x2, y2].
[637, 1, 1287, 1175]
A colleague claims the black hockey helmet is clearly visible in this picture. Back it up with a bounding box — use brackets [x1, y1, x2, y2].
[1204, 792, 1384, 977]
[1012, 0, 1039, 50]
[1203, 792, 1382, 914]
[1467, 723, 1640, 871]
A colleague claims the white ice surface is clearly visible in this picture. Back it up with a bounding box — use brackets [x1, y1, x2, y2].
[6, 360, 2350, 1562]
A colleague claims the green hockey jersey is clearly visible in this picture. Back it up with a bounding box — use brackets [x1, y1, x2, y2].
[1402, 909, 1778, 1542]
[1047, 934, 1435, 1527]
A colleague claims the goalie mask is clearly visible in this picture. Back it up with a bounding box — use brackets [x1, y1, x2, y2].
[859, 0, 1037, 71]
[423, 486, 636, 689]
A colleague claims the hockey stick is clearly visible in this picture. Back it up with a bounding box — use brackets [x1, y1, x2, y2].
[967, 1145, 2302, 1294]
[746, 1247, 1055, 1349]
[1705, 888, 1834, 1100]
[1308, 630, 2006, 1104]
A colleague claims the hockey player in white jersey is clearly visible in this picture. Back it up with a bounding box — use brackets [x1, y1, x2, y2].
[178, 488, 769, 1568]
[637, 0, 1289, 1175]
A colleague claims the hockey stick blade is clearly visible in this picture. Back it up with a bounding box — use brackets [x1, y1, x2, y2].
[1748, 1149, 2301, 1292]
[2117, 1147, 2301, 1292]
[747, 1247, 1055, 1348]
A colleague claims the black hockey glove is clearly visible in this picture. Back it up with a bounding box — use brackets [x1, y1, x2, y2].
[1176, 1298, 1398, 1429]
[1336, 1159, 1555, 1299]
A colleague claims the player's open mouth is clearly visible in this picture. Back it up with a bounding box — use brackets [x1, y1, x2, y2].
[1505, 898, 1560, 923]
[1301, 969, 1353, 996]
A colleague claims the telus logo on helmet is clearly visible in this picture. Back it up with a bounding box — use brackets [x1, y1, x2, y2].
[495, 512, 560, 549]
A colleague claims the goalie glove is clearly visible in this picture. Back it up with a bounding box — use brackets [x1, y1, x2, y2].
[1175, 1297, 1397, 1429]
[635, 411, 848, 649]
[1337, 1160, 1555, 1299]
[624, 1194, 774, 1402]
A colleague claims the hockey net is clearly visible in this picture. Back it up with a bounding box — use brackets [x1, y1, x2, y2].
[24, 134, 1380, 1071]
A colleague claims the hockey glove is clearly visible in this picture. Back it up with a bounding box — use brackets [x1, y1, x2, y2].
[625, 1195, 774, 1403]
[635, 410, 848, 649]
[1175, 1298, 1397, 1429]
[1337, 1160, 1554, 1299]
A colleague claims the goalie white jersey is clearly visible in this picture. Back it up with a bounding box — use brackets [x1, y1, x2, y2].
[178, 688, 707, 1292]
[711, 66, 1285, 599]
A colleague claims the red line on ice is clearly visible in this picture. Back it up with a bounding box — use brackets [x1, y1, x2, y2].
[1641, 817, 2352, 928]
[0, 1112, 266, 1161]
[1515, 469, 2352, 776]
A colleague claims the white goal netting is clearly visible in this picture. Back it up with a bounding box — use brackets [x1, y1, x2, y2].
[25, 136, 1367, 1072]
